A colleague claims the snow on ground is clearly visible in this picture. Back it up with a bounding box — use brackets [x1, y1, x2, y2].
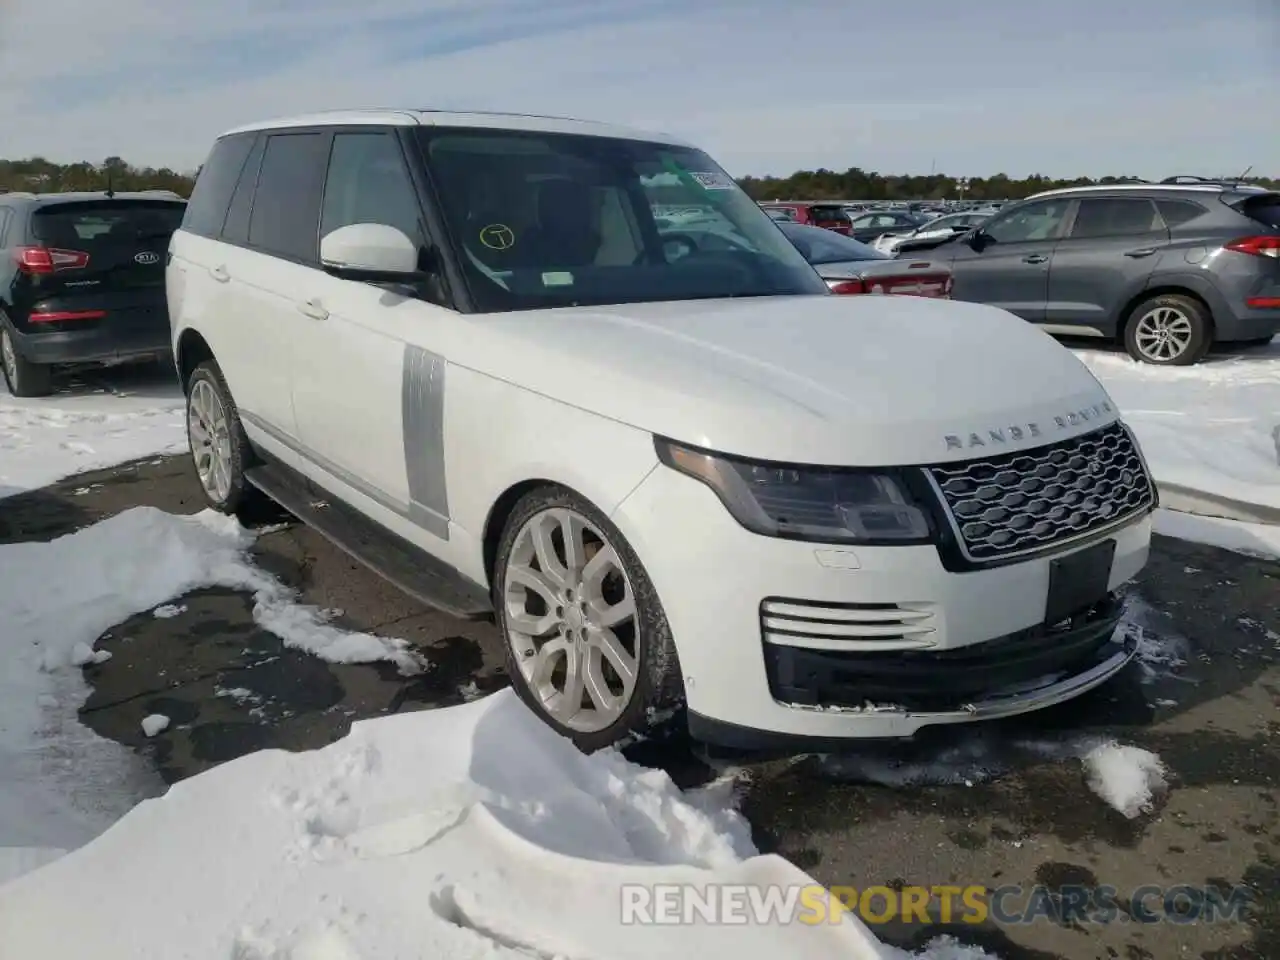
[0, 367, 185, 498]
[1076, 341, 1280, 511]
[1153, 508, 1280, 559]
[0, 509, 987, 959]
[816, 734, 1168, 821]
[0, 507, 430, 886]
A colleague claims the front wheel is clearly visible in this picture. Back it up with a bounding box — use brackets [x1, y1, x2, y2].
[493, 486, 684, 752]
[186, 359, 259, 514]
[1123, 294, 1211, 365]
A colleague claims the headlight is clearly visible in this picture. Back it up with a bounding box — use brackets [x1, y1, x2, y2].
[654, 438, 933, 544]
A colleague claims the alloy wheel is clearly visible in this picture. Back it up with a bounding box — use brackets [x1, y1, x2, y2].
[188, 378, 233, 502]
[502, 507, 639, 733]
[1133, 306, 1194, 362]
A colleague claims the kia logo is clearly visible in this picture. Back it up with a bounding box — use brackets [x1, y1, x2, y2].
[134, 251, 160, 265]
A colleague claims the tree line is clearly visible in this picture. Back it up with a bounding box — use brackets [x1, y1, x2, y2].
[1, 156, 1275, 203]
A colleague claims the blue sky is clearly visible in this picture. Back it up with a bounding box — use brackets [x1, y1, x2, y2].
[0, 0, 1275, 177]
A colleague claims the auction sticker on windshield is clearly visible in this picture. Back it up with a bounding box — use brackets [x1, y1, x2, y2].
[689, 171, 736, 190]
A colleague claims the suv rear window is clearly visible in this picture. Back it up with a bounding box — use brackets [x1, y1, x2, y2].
[1233, 194, 1280, 228]
[32, 201, 185, 248]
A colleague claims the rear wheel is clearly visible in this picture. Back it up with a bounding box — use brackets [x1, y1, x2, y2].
[186, 359, 259, 514]
[1, 325, 53, 398]
[1123, 294, 1211, 365]
[493, 486, 684, 752]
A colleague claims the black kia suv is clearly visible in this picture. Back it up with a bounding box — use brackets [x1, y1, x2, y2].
[0, 190, 186, 396]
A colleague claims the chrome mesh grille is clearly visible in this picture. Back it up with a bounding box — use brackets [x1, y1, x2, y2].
[928, 421, 1153, 561]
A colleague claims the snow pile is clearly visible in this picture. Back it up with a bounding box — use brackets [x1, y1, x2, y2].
[0, 373, 185, 498]
[1079, 741, 1167, 819]
[140, 715, 170, 738]
[1153, 510, 1280, 560]
[1077, 342, 1280, 512]
[0, 690, 980, 959]
[0, 507, 425, 877]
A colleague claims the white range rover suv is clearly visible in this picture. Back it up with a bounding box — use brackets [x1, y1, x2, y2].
[167, 109, 1157, 753]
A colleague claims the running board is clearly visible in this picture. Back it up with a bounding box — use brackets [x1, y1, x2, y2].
[244, 462, 493, 620]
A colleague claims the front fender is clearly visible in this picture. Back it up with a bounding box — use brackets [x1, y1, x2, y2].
[443, 364, 660, 582]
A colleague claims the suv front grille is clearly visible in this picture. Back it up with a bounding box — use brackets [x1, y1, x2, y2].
[928, 421, 1154, 562]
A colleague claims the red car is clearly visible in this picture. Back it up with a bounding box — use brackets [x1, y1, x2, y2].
[760, 202, 853, 235]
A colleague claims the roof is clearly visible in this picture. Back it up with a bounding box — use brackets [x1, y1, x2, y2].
[218, 108, 693, 146]
[1027, 182, 1273, 201]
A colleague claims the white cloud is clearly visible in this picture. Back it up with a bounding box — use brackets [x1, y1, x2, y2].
[0, 0, 1275, 177]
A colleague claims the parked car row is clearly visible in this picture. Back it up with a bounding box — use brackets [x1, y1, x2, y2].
[762, 178, 1280, 365]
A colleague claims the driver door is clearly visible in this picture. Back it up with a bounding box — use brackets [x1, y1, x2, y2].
[940, 198, 1074, 322]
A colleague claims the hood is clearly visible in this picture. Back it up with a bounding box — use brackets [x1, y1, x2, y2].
[454, 295, 1117, 466]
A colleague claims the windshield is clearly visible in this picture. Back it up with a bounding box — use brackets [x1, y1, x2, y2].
[778, 222, 890, 263]
[417, 128, 828, 311]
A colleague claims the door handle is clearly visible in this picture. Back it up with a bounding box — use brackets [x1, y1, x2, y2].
[209, 265, 230, 283]
[1124, 248, 1157, 258]
[1021, 254, 1048, 264]
[296, 298, 329, 321]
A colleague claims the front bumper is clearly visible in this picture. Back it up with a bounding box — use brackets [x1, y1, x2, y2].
[611, 464, 1151, 745]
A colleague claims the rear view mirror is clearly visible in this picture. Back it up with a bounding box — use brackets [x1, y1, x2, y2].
[967, 229, 990, 251]
[321, 223, 423, 281]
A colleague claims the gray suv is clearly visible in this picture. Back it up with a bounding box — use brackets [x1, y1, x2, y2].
[920, 178, 1280, 364]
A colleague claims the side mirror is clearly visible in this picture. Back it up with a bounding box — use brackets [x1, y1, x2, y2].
[967, 229, 990, 251]
[321, 223, 423, 281]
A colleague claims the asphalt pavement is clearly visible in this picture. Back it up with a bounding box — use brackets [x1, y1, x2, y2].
[1, 456, 1276, 960]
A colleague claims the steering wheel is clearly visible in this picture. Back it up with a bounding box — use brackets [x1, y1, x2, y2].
[658, 233, 700, 263]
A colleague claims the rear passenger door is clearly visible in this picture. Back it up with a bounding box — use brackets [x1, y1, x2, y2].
[1044, 196, 1169, 335]
[290, 128, 453, 542]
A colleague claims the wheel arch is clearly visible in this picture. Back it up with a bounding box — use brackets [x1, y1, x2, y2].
[175, 328, 215, 394]
[1121, 281, 1217, 342]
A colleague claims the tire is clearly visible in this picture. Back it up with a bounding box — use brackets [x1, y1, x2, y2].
[185, 359, 259, 515]
[1123, 294, 1212, 366]
[1, 324, 54, 397]
[493, 485, 684, 753]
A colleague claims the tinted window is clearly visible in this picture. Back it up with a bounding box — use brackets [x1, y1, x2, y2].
[1155, 199, 1206, 228]
[183, 135, 255, 239]
[984, 198, 1071, 243]
[221, 136, 265, 245]
[419, 127, 827, 312]
[778, 222, 890, 263]
[248, 132, 329, 262]
[0, 209, 11, 246]
[31, 200, 184, 289]
[809, 205, 850, 224]
[1070, 198, 1161, 239]
[1234, 195, 1280, 228]
[321, 132, 422, 245]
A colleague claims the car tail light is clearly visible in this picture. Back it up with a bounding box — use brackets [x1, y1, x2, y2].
[28, 310, 107, 323]
[827, 279, 867, 295]
[15, 246, 91, 274]
[1245, 297, 1280, 308]
[1224, 236, 1280, 259]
